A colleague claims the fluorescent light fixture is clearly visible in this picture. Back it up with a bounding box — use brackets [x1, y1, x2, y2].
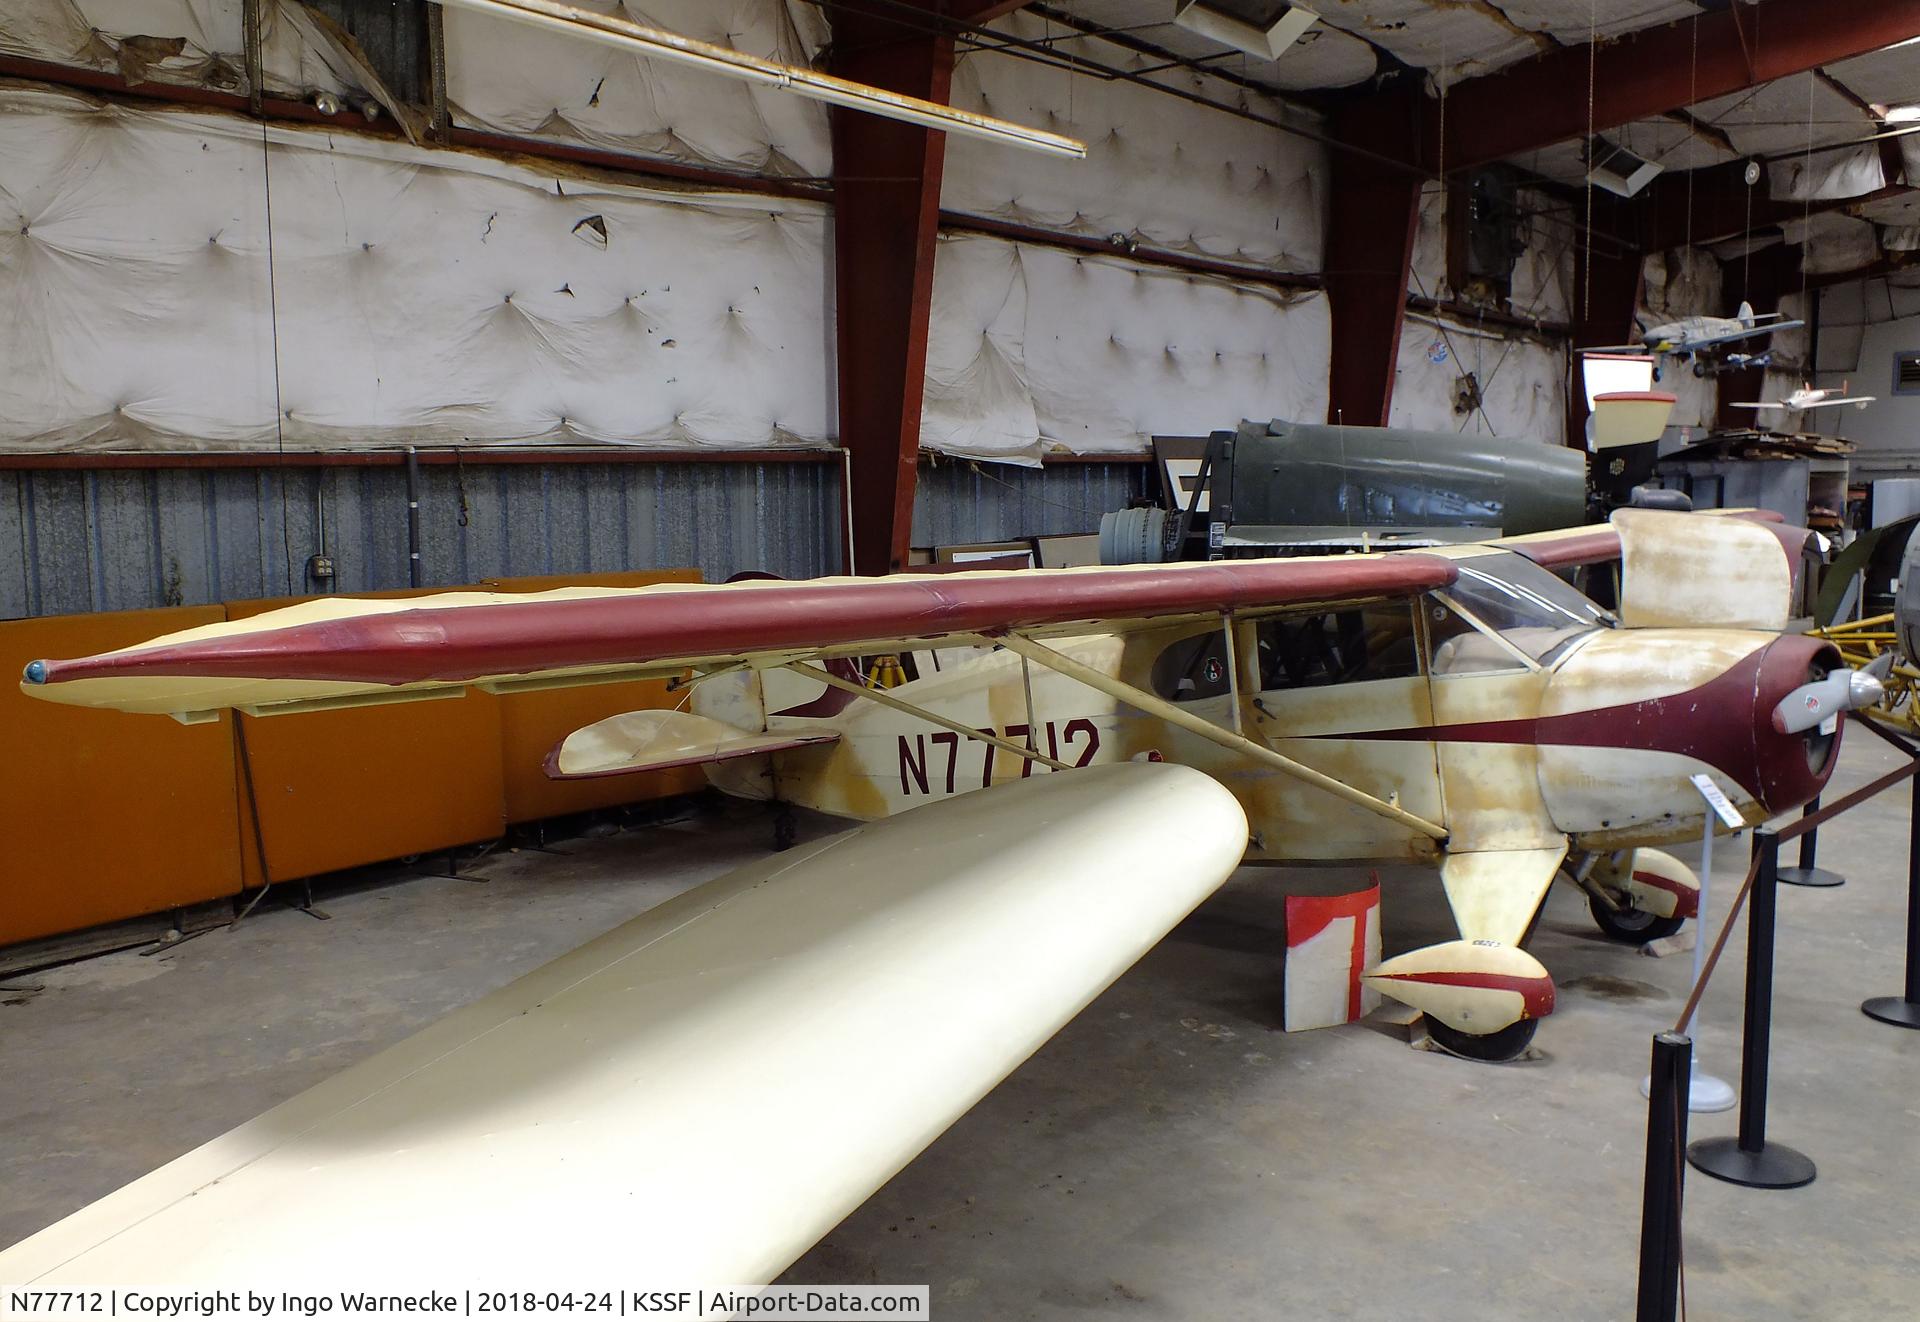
[430, 0, 1086, 159]
[1585, 136, 1664, 198]
[1173, 1, 1319, 61]
[1881, 104, 1920, 124]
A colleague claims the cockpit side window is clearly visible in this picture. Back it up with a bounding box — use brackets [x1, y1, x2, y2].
[1426, 598, 1531, 675]
[1253, 603, 1422, 692]
[1429, 549, 1613, 673]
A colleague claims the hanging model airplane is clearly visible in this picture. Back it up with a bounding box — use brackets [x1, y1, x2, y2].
[19, 509, 1887, 1063]
[1729, 380, 1877, 413]
[1588, 301, 1805, 373]
[1691, 348, 1771, 378]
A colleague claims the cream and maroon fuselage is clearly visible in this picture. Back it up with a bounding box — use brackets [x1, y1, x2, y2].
[696, 609, 1840, 866]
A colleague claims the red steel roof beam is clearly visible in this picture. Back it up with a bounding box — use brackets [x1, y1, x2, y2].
[1435, 0, 1920, 174]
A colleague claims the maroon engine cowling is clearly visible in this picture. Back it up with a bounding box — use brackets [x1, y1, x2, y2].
[1747, 633, 1844, 815]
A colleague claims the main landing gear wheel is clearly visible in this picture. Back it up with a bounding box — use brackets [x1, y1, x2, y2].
[1425, 1015, 1539, 1062]
[1588, 893, 1686, 945]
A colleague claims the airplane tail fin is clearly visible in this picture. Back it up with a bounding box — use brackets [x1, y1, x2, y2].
[1737, 300, 1756, 324]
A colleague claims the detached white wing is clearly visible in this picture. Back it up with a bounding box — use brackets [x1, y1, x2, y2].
[0, 763, 1248, 1289]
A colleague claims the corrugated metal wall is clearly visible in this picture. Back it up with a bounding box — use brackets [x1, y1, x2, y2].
[910, 459, 1146, 548]
[308, 0, 431, 103]
[0, 456, 1147, 619]
[0, 461, 842, 618]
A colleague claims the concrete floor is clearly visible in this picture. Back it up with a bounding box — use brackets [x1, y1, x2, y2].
[4, 740, 1918, 1318]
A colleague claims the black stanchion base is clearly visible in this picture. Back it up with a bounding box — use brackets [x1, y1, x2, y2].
[1778, 865, 1845, 888]
[1862, 996, 1920, 1029]
[1687, 1137, 1816, 1188]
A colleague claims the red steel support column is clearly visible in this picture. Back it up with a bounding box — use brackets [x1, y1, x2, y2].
[1325, 102, 1424, 428]
[829, 10, 956, 576]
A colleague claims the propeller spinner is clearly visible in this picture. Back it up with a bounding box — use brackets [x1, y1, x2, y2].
[1771, 652, 1893, 735]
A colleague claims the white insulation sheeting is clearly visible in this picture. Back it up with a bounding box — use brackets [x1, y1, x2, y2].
[1782, 211, 1883, 276]
[944, 12, 1324, 273]
[1510, 187, 1574, 325]
[443, 0, 832, 178]
[1389, 315, 1566, 441]
[1408, 181, 1447, 300]
[0, 0, 365, 99]
[1407, 184, 1571, 324]
[0, 86, 833, 453]
[923, 235, 1329, 463]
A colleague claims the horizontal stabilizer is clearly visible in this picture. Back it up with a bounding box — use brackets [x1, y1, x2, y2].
[0, 763, 1249, 1288]
[547, 709, 837, 780]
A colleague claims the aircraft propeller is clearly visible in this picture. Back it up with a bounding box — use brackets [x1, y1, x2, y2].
[1771, 652, 1893, 735]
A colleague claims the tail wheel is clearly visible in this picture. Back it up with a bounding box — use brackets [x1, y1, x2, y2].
[1588, 893, 1685, 944]
[1425, 1015, 1539, 1062]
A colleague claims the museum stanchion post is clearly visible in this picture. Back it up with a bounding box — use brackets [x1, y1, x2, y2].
[1777, 794, 1844, 888]
[1862, 751, 1920, 1028]
[1687, 827, 1817, 1189]
[1840, 713, 1920, 1028]
[1635, 1032, 1692, 1322]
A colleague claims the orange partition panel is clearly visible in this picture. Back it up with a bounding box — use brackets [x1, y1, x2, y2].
[0, 607, 245, 945]
[481, 570, 707, 824]
[228, 591, 505, 884]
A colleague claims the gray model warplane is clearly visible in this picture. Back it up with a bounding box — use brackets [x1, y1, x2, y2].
[1590, 300, 1804, 373]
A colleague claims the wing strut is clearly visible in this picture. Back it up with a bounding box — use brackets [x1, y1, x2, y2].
[786, 661, 1073, 771]
[997, 632, 1449, 841]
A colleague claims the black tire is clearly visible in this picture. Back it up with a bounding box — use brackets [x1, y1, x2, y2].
[1425, 1015, 1539, 1062]
[1588, 892, 1685, 944]
[772, 805, 798, 852]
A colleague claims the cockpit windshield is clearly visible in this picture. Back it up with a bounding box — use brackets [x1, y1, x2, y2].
[1436, 550, 1614, 668]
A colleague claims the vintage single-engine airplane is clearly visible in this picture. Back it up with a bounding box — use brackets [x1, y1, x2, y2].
[18, 508, 1886, 1062]
[1729, 380, 1877, 414]
[1590, 301, 1805, 375]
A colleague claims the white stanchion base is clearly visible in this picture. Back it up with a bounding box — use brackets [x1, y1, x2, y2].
[1640, 1067, 1737, 1113]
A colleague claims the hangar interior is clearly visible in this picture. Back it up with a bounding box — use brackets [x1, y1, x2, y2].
[4, 1, 1920, 1317]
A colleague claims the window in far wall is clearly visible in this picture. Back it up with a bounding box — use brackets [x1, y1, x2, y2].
[1892, 348, 1920, 397]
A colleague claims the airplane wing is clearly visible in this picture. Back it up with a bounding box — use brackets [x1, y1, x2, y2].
[1727, 401, 1787, 409]
[1686, 318, 1805, 349]
[0, 761, 1250, 1288]
[20, 555, 1457, 721]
